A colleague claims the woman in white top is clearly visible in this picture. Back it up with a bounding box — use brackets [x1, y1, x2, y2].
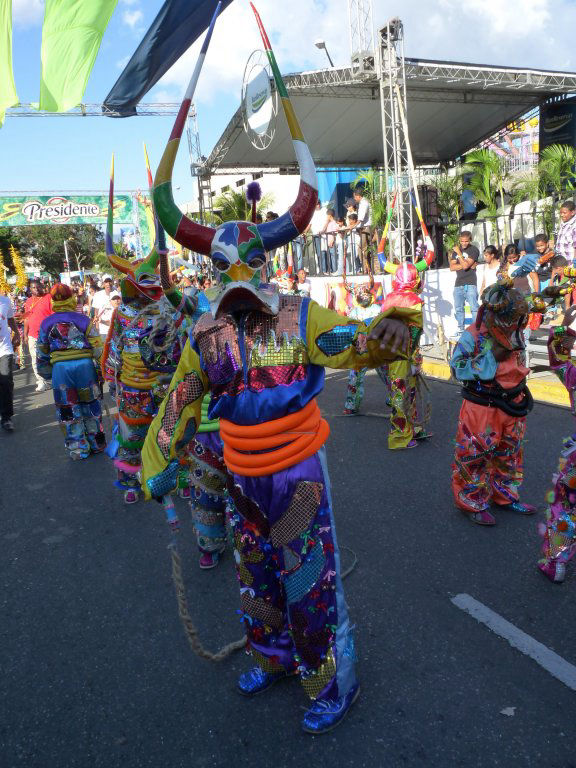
[478, 245, 501, 293]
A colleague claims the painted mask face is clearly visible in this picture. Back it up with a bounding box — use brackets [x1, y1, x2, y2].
[392, 262, 421, 293]
[202, 221, 282, 317]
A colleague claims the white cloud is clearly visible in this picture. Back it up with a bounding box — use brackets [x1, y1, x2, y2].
[157, 0, 576, 108]
[12, 0, 44, 27]
[120, 0, 139, 4]
[122, 8, 143, 29]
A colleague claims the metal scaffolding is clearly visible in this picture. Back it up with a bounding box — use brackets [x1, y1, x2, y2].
[6, 103, 180, 117]
[377, 18, 414, 259]
[348, 0, 375, 78]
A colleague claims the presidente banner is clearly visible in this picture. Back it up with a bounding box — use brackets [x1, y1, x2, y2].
[0, 194, 135, 227]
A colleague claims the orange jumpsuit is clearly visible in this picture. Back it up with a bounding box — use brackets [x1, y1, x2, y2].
[451, 324, 530, 513]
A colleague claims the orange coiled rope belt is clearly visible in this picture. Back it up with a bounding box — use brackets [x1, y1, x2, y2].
[219, 399, 330, 477]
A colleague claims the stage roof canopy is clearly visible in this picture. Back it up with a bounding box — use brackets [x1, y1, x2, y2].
[204, 58, 576, 173]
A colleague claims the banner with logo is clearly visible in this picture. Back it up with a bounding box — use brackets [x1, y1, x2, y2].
[0, 194, 137, 227]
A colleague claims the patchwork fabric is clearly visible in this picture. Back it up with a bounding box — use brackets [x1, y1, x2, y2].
[156, 372, 204, 459]
[284, 539, 326, 604]
[241, 593, 284, 630]
[301, 648, 337, 699]
[270, 481, 323, 547]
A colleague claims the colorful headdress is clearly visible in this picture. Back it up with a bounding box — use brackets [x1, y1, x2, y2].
[106, 155, 163, 303]
[152, 2, 318, 317]
[51, 282, 73, 301]
[378, 190, 435, 283]
[477, 278, 529, 350]
[50, 282, 77, 313]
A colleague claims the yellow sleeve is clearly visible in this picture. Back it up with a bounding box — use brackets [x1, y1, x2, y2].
[86, 320, 103, 360]
[305, 299, 422, 370]
[141, 339, 208, 500]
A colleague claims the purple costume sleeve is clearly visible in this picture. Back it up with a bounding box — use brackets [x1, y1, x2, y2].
[548, 327, 576, 393]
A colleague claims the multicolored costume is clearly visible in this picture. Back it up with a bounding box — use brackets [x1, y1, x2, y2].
[159, 251, 228, 569]
[450, 279, 536, 525]
[378, 262, 432, 449]
[141, 2, 417, 735]
[342, 283, 385, 415]
[101, 159, 182, 504]
[37, 283, 106, 460]
[538, 325, 576, 583]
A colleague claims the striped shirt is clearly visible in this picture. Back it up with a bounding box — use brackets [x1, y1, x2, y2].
[556, 215, 576, 264]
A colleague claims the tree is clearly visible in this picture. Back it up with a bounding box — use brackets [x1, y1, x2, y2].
[213, 189, 275, 223]
[431, 172, 462, 251]
[461, 148, 508, 215]
[539, 144, 576, 198]
[12, 224, 104, 277]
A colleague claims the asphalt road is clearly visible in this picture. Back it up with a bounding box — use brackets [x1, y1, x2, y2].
[1, 363, 576, 768]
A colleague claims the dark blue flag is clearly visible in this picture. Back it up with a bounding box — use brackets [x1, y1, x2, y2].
[102, 0, 233, 117]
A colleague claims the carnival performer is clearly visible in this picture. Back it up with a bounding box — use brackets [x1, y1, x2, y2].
[377, 197, 435, 449]
[158, 244, 228, 569]
[450, 276, 540, 524]
[538, 304, 576, 582]
[141, 2, 416, 735]
[36, 283, 106, 460]
[342, 274, 384, 415]
[101, 159, 184, 505]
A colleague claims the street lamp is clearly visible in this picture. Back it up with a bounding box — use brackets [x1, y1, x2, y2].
[314, 39, 335, 68]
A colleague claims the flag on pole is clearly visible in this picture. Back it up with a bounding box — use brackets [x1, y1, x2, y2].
[103, 0, 232, 118]
[0, 0, 19, 125]
[39, 0, 119, 112]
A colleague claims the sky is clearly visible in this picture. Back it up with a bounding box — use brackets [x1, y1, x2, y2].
[2, 0, 576, 205]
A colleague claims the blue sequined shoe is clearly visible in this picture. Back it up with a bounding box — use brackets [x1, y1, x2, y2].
[494, 500, 536, 515]
[301, 683, 360, 734]
[237, 666, 293, 696]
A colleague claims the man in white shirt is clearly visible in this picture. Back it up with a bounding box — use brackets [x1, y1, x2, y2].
[0, 292, 20, 431]
[91, 276, 115, 339]
[306, 202, 327, 273]
[353, 187, 372, 273]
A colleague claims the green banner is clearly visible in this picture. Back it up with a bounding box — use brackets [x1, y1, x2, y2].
[0, 0, 18, 125]
[39, 0, 119, 112]
[0, 194, 135, 226]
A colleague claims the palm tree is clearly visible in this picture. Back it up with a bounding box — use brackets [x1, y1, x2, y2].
[213, 188, 274, 223]
[539, 144, 576, 198]
[431, 172, 462, 250]
[461, 148, 508, 215]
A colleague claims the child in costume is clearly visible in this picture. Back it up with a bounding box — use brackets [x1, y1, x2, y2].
[378, 260, 433, 449]
[450, 277, 538, 524]
[141, 3, 417, 735]
[36, 283, 106, 460]
[538, 306, 576, 582]
[342, 275, 386, 415]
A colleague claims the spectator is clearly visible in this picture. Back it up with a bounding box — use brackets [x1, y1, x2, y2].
[87, 283, 97, 319]
[449, 230, 480, 334]
[531, 233, 555, 292]
[504, 243, 533, 367]
[320, 208, 339, 274]
[346, 214, 362, 272]
[0, 288, 20, 431]
[478, 245, 501, 293]
[296, 268, 311, 297]
[556, 201, 576, 268]
[353, 187, 372, 273]
[92, 276, 115, 339]
[22, 280, 53, 393]
[306, 201, 326, 273]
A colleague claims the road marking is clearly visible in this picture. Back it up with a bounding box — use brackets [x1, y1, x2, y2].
[451, 593, 576, 692]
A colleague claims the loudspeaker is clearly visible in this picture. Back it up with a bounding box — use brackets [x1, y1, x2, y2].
[417, 184, 440, 225]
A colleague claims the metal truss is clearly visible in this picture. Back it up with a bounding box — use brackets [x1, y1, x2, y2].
[6, 103, 180, 117]
[377, 18, 414, 260]
[348, 0, 375, 77]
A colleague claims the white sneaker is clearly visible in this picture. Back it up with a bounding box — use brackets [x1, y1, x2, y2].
[35, 381, 47, 392]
